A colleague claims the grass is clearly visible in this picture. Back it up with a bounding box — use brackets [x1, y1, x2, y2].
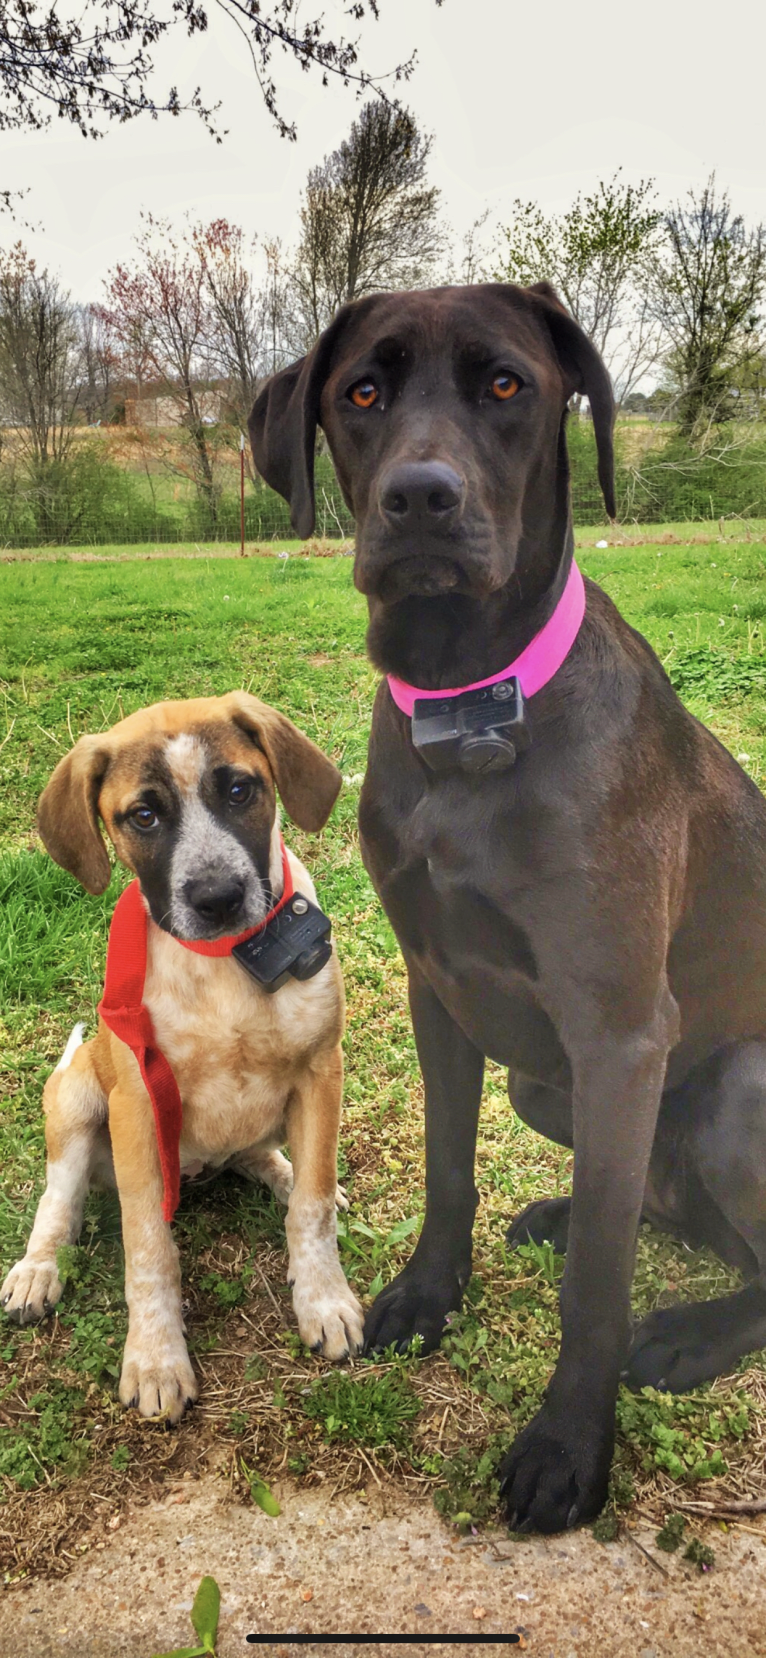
[2, 536, 766, 1576]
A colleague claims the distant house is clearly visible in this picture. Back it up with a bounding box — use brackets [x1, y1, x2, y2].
[125, 390, 224, 428]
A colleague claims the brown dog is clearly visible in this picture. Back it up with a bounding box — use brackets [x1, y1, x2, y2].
[1, 693, 363, 1420]
[250, 283, 766, 1533]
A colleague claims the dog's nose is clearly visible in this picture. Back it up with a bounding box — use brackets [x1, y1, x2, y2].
[379, 462, 465, 528]
[185, 875, 245, 927]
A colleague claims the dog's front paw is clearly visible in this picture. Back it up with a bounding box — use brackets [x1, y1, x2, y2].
[363, 1261, 465, 1356]
[499, 1405, 612, 1534]
[292, 1274, 364, 1361]
[119, 1338, 198, 1424]
[0, 1257, 63, 1324]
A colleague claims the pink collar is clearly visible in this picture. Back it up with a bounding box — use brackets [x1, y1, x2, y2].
[387, 561, 586, 718]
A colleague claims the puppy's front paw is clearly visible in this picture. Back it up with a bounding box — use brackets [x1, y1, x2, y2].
[0, 1257, 63, 1324]
[292, 1274, 364, 1361]
[119, 1337, 198, 1424]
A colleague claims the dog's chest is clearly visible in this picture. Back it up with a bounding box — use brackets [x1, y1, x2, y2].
[143, 935, 339, 1160]
[360, 768, 570, 1078]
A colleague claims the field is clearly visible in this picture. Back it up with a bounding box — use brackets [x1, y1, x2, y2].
[2, 534, 766, 1581]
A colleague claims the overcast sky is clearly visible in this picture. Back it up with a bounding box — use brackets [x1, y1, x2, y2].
[1, 0, 765, 300]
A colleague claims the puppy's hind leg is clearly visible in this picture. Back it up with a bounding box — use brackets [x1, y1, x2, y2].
[1, 1027, 108, 1324]
[626, 1041, 766, 1391]
[231, 1144, 350, 1211]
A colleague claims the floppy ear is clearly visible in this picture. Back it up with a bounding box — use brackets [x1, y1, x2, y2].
[228, 693, 342, 832]
[527, 282, 616, 520]
[248, 302, 363, 538]
[37, 736, 112, 894]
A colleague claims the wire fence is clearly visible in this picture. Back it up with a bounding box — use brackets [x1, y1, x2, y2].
[2, 428, 766, 548]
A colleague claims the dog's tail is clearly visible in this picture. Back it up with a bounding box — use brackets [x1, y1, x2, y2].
[55, 1022, 86, 1072]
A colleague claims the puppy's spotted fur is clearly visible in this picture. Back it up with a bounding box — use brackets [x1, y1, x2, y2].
[1, 693, 363, 1423]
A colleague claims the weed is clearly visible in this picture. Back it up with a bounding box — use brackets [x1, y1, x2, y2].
[616, 1388, 749, 1482]
[431, 1441, 509, 1528]
[0, 1384, 90, 1489]
[684, 1536, 716, 1572]
[153, 1573, 221, 1657]
[656, 1512, 687, 1551]
[198, 1271, 249, 1310]
[239, 1456, 280, 1517]
[302, 1366, 421, 1452]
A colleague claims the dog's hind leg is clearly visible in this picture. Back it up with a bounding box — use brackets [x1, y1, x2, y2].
[626, 1041, 766, 1391]
[1, 1027, 108, 1324]
[505, 1074, 573, 1253]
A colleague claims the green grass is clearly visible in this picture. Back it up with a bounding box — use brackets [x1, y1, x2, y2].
[1, 536, 766, 1570]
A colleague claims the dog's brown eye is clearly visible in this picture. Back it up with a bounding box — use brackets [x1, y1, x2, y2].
[349, 379, 379, 409]
[228, 779, 253, 806]
[130, 806, 159, 832]
[491, 373, 520, 401]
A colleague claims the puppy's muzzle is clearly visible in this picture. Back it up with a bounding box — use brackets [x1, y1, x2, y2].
[184, 874, 246, 930]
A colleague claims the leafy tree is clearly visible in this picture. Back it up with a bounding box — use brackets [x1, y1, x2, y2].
[649, 176, 766, 434]
[289, 99, 444, 347]
[0, 0, 432, 142]
[494, 174, 663, 400]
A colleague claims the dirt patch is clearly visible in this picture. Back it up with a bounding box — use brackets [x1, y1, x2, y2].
[2, 1475, 765, 1657]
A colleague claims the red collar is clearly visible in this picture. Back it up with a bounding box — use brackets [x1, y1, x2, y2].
[98, 837, 293, 1221]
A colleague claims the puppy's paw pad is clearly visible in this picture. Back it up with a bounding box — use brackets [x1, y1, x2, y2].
[0, 1258, 62, 1324]
[119, 1345, 199, 1423]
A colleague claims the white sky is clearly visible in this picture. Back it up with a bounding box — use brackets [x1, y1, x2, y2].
[1, 0, 765, 300]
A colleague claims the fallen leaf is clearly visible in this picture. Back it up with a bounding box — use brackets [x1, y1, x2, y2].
[302, 1589, 314, 1603]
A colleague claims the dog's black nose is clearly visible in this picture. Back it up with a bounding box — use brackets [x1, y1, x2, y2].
[185, 875, 245, 927]
[379, 462, 465, 528]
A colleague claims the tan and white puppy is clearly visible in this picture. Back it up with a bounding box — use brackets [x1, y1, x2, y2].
[1, 692, 363, 1421]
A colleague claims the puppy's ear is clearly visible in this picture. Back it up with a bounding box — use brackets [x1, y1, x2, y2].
[248, 303, 360, 538]
[228, 694, 342, 832]
[37, 736, 112, 894]
[528, 283, 616, 519]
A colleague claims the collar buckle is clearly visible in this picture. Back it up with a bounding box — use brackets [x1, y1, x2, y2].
[411, 675, 531, 773]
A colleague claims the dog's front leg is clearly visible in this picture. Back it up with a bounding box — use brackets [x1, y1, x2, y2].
[108, 1074, 198, 1423]
[499, 997, 676, 1533]
[285, 1044, 364, 1360]
[364, 969, 484, 1354]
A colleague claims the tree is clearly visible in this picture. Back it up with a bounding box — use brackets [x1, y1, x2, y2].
[78, 303, 119, 425]
[0, 242, 80, 462]
[0, 0, 433, 142]
[289, 99, 444, 347]
[104, 216, 221, 522]
[193, 220, 264, 433]
[649, 176, 766, 434]
[494, 174, 663, 401]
